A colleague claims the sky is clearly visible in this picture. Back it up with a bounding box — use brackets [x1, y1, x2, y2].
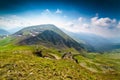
[0, 0, 120, 38]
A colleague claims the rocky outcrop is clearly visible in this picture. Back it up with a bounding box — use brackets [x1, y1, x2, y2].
[62, 52, 78, 63]
[62, 52, 73, 59]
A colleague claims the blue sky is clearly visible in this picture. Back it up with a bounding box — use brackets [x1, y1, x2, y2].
[0, 0, 120, 38]
[0, 0, 120, 19]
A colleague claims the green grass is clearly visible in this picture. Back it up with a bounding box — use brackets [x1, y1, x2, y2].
[75, 52, 120, 75]
[0, 38, 120, 80]
[0, 37, 12, 46]
[0, 51, 99, 80]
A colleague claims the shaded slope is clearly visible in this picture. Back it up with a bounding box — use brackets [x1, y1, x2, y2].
[19, 30, 84, 51]
[11, 24, 86, 52]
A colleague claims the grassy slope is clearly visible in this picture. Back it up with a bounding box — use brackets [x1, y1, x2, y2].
[0, 38, 120, 80]
[75, 53, 120, 79]
[0, 44, 96, 80]
[0, 52, 98, 80]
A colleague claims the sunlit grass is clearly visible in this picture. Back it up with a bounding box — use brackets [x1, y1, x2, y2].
[0, 41, 120, 79]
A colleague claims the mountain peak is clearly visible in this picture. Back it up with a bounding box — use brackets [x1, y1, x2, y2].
[13, 24, 85, 51]
[14, 24, 72, 40]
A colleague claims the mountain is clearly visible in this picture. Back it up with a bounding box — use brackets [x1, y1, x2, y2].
[13, 24, 85, 51]
[108, 37, 120, 44]
[0, 29, 10, 39]
[0, 29, 9, 35]
[64, 31, 115, 52]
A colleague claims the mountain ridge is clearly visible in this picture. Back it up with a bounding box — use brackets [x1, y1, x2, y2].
[13, 24, 85, 52]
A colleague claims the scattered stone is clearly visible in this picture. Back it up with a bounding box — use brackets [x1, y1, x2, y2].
[62, 52, 73, 59]
[62, 52, 79, 64]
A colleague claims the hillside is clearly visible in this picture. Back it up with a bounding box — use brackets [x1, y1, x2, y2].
[0, 45, 120, 80]
[13, 24, 85, 51]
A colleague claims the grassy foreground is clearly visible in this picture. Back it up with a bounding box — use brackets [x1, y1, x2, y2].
[0, 50, 97, 80]
[0, 44, 120, 80]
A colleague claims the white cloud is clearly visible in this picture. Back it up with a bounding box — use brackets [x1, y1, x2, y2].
[64, 17, 90, 33]
[63, 16, 120, 38]
[78, 17, 85, 23]
[41, 9, 51, 15]
[91, 17, 117, 28]
[117, 21, 120, 28]
[0, 15, 31, 30]
[55, 9, 62, 14]
[0, 9, 65, 31]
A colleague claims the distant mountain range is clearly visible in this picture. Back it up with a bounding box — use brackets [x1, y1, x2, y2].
[13, 24, 85, 51]
[63, 31, 120, 52]
[0, 29, 9, 35]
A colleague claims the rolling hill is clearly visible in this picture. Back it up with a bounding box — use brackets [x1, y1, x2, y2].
[13, 24, 85, 51]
